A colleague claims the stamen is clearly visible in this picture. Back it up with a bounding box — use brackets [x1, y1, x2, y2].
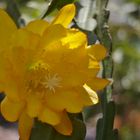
[42, 73, 62, 93]
[27, 61, 61, 93]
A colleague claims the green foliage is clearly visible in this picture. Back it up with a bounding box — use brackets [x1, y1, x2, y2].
[30, 116, 86, 140]
[5, 0, 22, 27]
[96, 101, 118, 140]
[127, 0, 140, 4]
[95, 0, 118, 140]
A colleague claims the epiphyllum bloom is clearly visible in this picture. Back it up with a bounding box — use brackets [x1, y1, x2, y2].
[0, 4, 109, 140]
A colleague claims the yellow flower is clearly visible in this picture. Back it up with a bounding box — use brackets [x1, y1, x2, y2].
[0, 4, 109, 140]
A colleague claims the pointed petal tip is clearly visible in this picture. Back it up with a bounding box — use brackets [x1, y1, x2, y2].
[107, 78, 113, 85]
[86, 77, 111, 91]
[87, 44, 108, 61]
[19, 112, 34, 140]
[51, 4, 76, 27]
[54, 111, 73, 136]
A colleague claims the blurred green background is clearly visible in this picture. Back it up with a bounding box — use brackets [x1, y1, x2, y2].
[0, 0, 140, 140]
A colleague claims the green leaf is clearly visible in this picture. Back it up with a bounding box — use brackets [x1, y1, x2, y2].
[96, 101, 117, 140]
[6, 0, 24, 27]
[95, 0, 118, 139]
[96, 118, 103, 140]
[30, 116, 86, 140]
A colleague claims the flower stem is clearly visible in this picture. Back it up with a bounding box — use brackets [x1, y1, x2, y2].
[95, 0, 118, 140]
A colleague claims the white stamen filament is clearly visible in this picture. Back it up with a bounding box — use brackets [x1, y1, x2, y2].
[42, 73, 62, 93]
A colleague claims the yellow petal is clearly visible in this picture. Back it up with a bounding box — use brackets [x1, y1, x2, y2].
[11, 29, 40, 50]
[46, 90, 84, 113]
[54, 111, 72, 135]
[26, 20, 49, 35]
[60, 91, 84, 113]
[1, 97, 24, 122]
[18, 112, 34, 140]
[88, 58, 100, 69]
[45, 93, 64, 112]
[86, 78, 110, 91]
[88, 58, 100, 76]
[38, 107, 62, 125]
[0, 79, 21, 102]
[83, 84, 98, 105]
[87, 44, 107, 61]
[9, 29, 40, 75]
[43, 45, 90, 88]
[0, 29, 40, 101]
[26, 94, 42, 118]
[41, 24, 66, 48]
[51, 4, 75, 27]
[61, 29, 87, 49]
[0, 9, 17, 51]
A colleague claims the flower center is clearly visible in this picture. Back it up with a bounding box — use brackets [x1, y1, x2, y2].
[42, 73, 62, 93]
[27, 61, 62, 93]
